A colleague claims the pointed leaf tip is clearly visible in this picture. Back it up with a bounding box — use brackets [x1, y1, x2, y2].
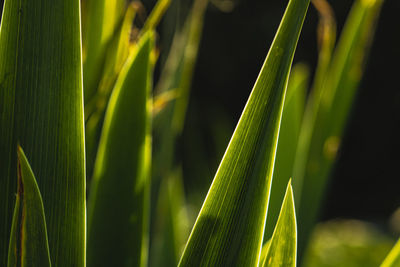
[8, 146, 51, 267]
[263, 181, 297, 267]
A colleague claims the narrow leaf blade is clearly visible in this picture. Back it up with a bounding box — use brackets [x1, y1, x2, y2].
[8, 146, 51, 267]
[264, 63, 309, 239]
[178, 0, 310, 265]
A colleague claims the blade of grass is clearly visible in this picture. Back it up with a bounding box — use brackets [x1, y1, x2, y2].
[178, 0, 310, 265]
[262, 181, 297, 267]
[381, 238, 400, 267]
[7, 146, 51, 267]
[264, 63, 309, 239]
[0, 0, 85, 265]
[82, 0, 125, 102]
[292, 0, 384, 258]
[87, 32, 154, 267]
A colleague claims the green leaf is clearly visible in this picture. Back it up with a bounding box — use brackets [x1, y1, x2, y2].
[152, 0, 208, 184]
[178, 0, 310, 265]
[141, 0, 172, 35]
[82, 0, 125, 102]
[0, 0, 86, 266]
[292, 0, 384, 257]
[381, 238, 400, 267]
[85, 2, 137, 179]
[259, 239, 272, 265]
[150, 169, 190, 267]
[303, 220, 395, 267]
[264, 63, 309, 239]
[8, 146, 51, 267]
[262, 181, 297, 267]
[87, 32, 154, 267]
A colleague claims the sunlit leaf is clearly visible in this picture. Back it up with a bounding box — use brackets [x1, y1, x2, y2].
[178, 0, 310, 265]
[87, 32, 154, 267]
[264, 63, 309, 239]
[85, 2, 137, 179]
[381, 238, 400, 267]
[262, 181, 297, 267]
[7, 146, 51, 267]
[82, 0, 125, 102]
[0, 0, 85, 265]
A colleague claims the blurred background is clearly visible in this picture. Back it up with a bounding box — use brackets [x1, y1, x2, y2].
[148, 0, 400, 229]
[1, 0, 399, 265]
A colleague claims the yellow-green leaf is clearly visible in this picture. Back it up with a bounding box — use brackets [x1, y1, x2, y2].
[381, 238, 400, 267]
[8, 146, 51, 267]
[178, 0, 310, 265]
[82, 0, 125, 102]
[264, 63, 309, 239]
[262, 181, 297, 267]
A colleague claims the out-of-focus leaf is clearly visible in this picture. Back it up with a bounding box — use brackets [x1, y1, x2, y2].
[85, 2, 137, 179]
[264, 63, 309, 239]
[87, 32, 154, 267]
[381, 238, 400, 267]
[178, 0, 310, 265]
[7, 146, 51, 267]
[262, 181, 297, 267]
[292, 0, 384, 257]
[82, 0, 125, 102]
[150, 169, 190, 267]
[152, 0, 208, 181]
[0, 0, 85, 265]
[141, 0, 172, 34]
[259, 239, 272, 265]
[303, 220, 395, 267]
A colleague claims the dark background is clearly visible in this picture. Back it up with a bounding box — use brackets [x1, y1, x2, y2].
[1, 0, 399, 228]
[159, 0, 400, 228]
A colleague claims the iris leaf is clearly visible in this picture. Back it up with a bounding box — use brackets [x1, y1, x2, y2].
[87, 32, 154, 267]
[178, 0, 310, 265]
[7, 146, 51, 267]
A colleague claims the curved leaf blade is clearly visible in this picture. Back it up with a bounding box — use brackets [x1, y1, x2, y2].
[262, 181, 297, 267]
[8, 146, 51, 267]
[178, 0, 310, 265]
[87, 32, 154, 267]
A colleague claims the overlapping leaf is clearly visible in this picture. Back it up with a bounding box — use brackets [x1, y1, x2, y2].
[264, 63, 308, 239]
[0, 0, 85, 265]
[262, 181, 297, 267]
[7, 146, 51, 267]
[178, 0, 310, 265]
[292, 0, 385, 257]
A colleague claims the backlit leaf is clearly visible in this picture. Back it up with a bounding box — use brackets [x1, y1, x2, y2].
[178, 0, 310, 265]
[7, 146, 51, 267]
